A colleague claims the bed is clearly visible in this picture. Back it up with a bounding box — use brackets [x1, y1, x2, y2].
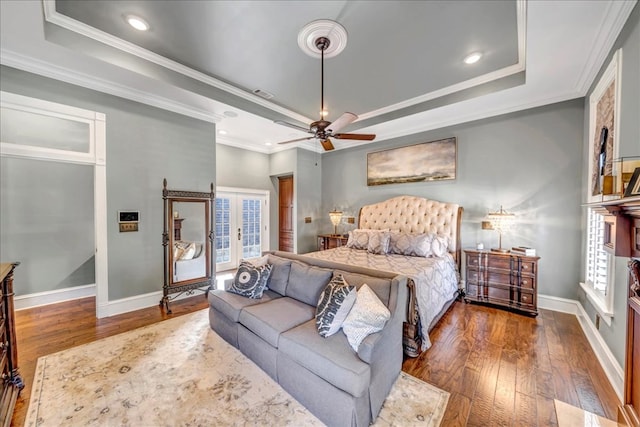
[303, 195, 463, 355]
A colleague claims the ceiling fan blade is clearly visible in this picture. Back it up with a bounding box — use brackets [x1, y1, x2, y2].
[333, 133, 376, 141]
[320, 138, 335, 151]
[274, 120, 311, 133]
[326, 112, 358, 134]
[278, 136, 313, 145]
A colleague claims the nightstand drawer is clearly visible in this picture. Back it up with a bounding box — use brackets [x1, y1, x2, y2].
[519, 276, 535, 289]
[519, 292, 534, 306]
[487, 256, 511, 270]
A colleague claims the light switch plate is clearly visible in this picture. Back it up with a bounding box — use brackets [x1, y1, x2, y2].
[119, 223, 139, 232]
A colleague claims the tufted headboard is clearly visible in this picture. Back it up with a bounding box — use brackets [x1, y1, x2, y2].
[358, 195, 463, 269]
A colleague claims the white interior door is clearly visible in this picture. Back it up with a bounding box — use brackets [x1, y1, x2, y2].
[215, 189, 268, 272]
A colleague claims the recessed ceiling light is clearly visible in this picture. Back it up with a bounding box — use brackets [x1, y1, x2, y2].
[218, 130, 227, 135]
[320, 110, 329, 117]
[126, 15, 149, 31]
[265, 142, 273, 146]
[464, 52, 482, 64]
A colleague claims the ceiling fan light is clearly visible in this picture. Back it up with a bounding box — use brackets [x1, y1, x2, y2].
[464, 52, 482, 64]
[126, 15, 149, 31]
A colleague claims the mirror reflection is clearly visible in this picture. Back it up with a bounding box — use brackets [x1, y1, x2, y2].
[171, 201, 207, 282]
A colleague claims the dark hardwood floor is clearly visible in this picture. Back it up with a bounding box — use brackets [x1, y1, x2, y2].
[11, 296, 620, 426]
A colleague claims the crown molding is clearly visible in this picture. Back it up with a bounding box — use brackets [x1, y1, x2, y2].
[575, 0, 637, 95]
[357, 0, 527, 122]
[0, 49, 223, 123]
[42, 0, 313, 125]
[367, 90, 583, 146]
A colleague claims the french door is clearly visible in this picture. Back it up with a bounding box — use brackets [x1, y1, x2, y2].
[215, 188, 269, 272]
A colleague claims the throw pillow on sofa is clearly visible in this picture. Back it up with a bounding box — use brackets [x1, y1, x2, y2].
[228, 260, 273, 299]
[315, 275, 356, 337]
[342, 284, 391, 351]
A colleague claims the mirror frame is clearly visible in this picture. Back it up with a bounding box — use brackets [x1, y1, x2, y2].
[161, 178, 215, 313]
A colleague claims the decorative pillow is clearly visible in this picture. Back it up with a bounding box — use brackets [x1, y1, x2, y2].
[367, 231, 390, 255]
[228, 261, 273, 299]
[431, 235, 450, 257]
[342, 284, 391, 351]
[242, 254, 269, 267]
[388, 232, 431, 257]
[346, 229, 370, 250]
[315, 275, 356, 337]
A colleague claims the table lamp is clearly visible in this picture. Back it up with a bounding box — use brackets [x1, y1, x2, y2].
[329, 210, 343, 236]
[487, 206, 515, 253]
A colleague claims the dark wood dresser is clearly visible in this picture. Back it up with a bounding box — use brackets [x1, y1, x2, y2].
[317, 234, 348, 251]
[464, 249, 539, 316]
[0, 263, 22, 426]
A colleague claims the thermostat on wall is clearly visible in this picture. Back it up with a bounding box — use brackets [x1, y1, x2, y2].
[118, 211, 139, 232]
[118, 211, 139, 223]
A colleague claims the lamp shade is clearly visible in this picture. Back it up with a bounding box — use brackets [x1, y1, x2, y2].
[329, 210, 343, 226]
[487, 206, 515, 232]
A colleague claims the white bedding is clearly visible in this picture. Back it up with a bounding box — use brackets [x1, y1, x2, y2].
[303, 246, 459, 350]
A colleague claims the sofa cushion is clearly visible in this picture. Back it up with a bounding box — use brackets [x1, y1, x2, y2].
[239, 297, 315, 347]
[279, 320, 371, 397]
[315, 275, 356, 337]
[285, 261, 333, 306]
[228, 261, 273, 299]
[208, 289, 281, 322]
[342, 284, 391, 351]
[266, 254, 292, 295]
[333, 270, 392, 307]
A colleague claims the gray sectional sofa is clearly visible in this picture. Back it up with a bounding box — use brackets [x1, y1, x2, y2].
[208, 251, 408, 427]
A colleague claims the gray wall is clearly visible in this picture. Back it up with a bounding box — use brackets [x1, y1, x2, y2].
[0, 65, 216, 301]
[322, 99, 585, 301]
[0, 157, 95, 294]
[578, 4, 639, 367]
[296, 148, 323, 253]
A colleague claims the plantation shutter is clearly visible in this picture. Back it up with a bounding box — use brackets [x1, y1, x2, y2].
[585, 209, 609, 294]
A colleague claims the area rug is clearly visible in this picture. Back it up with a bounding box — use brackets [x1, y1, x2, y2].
[25, 310, 449, 426]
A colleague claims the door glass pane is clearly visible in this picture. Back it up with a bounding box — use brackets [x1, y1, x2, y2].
[1, 107, 91, 153]
[215, 198, 231, 264]
[242, 198, 262, 259]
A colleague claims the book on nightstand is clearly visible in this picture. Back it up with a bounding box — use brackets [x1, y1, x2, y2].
[511, 246, 536, 256]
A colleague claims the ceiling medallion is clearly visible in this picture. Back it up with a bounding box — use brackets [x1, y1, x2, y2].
[297, 19, 348, 59]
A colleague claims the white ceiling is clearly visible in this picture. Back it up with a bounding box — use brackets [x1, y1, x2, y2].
[0, 1, 636, 154]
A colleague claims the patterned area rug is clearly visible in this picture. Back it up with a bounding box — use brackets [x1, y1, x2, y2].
[25, 310, 449, 426]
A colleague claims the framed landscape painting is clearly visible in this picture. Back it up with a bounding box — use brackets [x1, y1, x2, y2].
[367, 137, 457, 186]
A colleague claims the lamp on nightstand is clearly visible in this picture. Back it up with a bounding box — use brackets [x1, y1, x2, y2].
[329, 210, 343, 236]
[486, 206, 515, 253]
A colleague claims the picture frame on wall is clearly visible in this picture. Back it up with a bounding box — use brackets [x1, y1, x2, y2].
[624, 167, 640, 197]
[366, 137, 457, 186]
[587, 49, 622, 202]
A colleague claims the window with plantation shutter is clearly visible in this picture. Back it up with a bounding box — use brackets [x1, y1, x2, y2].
[581, 207, 614, 323]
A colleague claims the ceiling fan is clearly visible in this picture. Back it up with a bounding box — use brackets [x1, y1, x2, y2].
[275, 36, 376, 151]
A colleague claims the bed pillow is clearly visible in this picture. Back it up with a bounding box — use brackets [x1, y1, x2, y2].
[367, 230, 390, 255]
[431, 234, 450, 257]
[228, 261, 273, 299]
[388, 232, 431, 257]
[315, 275, 357, 337]
[346, 229, 370, 250]
[342, 284, 391, 351]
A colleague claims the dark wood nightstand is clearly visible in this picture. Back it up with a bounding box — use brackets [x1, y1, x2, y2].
[464, 249, 539, 316]
[317, 234, 348, 251]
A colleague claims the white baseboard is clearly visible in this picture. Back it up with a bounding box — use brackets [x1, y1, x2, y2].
[14, 284, 96, 310]
[538, 294, 624, 402]
[97, 289, 208, 318]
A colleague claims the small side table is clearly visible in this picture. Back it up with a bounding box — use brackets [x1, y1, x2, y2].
[317, 234, 348, 251]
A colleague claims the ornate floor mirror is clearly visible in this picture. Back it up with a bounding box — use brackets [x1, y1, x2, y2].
[161, 179, 215, 313]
